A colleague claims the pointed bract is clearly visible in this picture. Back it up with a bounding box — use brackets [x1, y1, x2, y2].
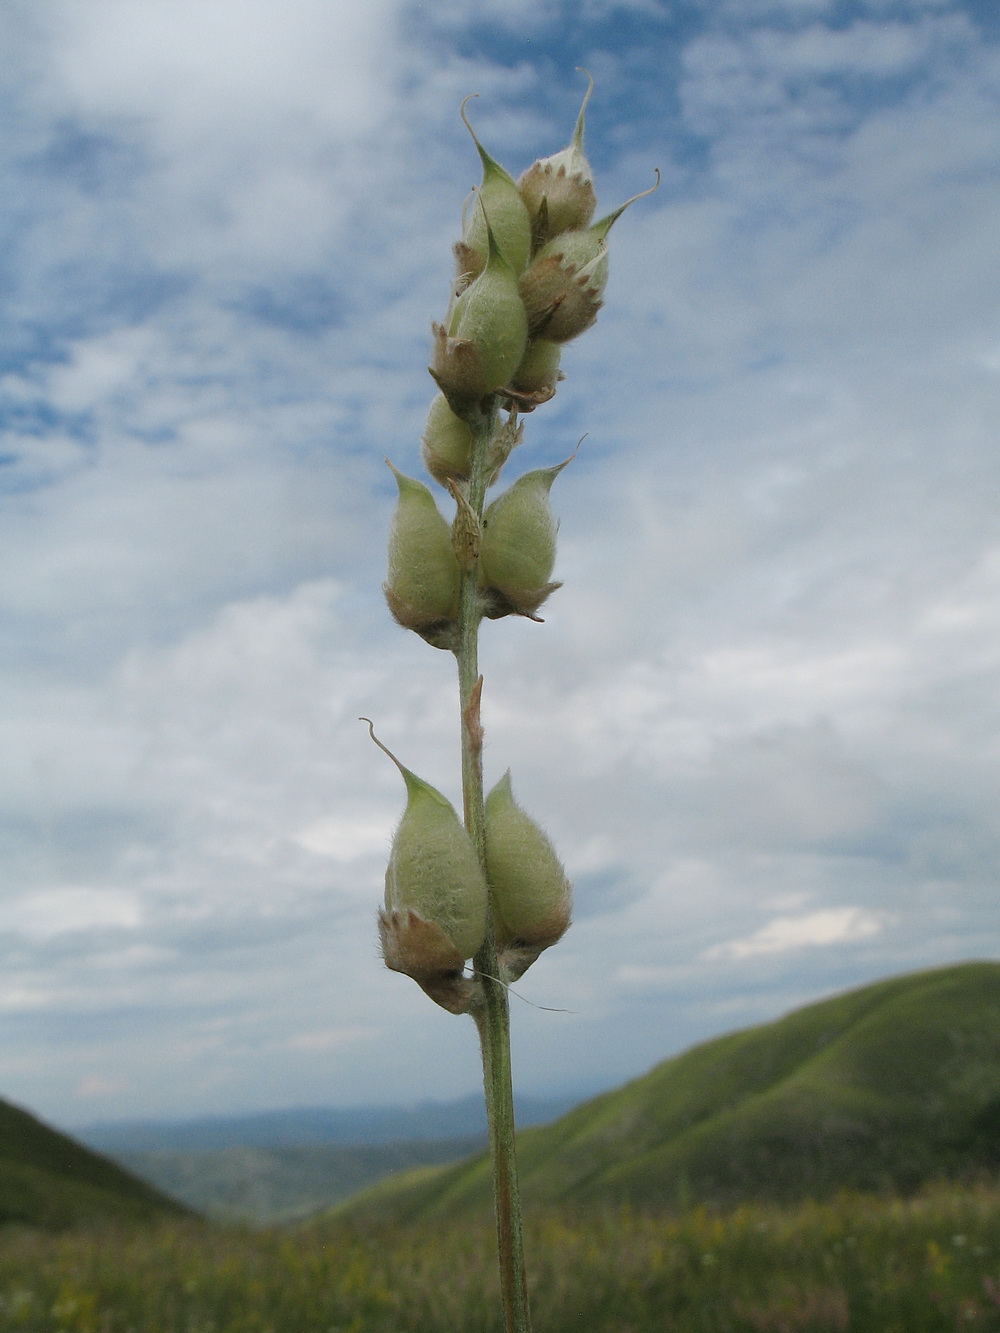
[458, 97, 532, 277]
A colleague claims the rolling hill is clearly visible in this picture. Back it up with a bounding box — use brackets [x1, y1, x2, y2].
[342, 960, 1000, 1221]
[0, 1097, 192, 1230]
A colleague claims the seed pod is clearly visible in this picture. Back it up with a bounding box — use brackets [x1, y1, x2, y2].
[431, 216, 529, 405]
[518, 70, 597, 247]
[383, 463, 460, 649]
[506, 338, 562, 410]
[454, 97, 532, 279]
[479, 454, 572, 618]
[485, 771, 571, 980]
[421, 393, 473, 486]
[367, 722, 487, 1013]
[519, 174, 659, 343]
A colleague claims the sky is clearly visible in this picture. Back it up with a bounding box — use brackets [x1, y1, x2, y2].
[2, 0, 999, 1129]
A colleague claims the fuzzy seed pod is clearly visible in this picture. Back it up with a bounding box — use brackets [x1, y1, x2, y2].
[519, 174, 659, 343]
[431, 218, 529, 404]
[518, 71, 597, 247]
[506, 338, 562, 410]
[421, 393, 474, 486]
[368, 724, 487, 1013]
[455, 97, 532, 278]
[384, 463, 460, 648]
[485, 771, 571, 980]
[479, 455, 571, 618]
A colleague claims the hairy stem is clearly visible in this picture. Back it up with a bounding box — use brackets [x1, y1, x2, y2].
[454, 401, 532, 1333]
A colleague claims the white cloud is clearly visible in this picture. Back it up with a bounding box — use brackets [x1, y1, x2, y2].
[0, 887, 142, 940]
[704, 907, 892, 960]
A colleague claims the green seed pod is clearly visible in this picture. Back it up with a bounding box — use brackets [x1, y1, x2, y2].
[518, 71, 597, 247]
[479, 455, 571, 618]
[421, 393, 473, 486]
[431, 217, 528, 403]
[485, 771, 571, 981]
[383, 463, 460, 648]
[454, 96, 532, 278]
[366, 722, 487, 1014]
[519, 174, 659, 343]
[507, 338, 562, 410]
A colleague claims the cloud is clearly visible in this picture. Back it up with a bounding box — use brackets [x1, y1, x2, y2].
[703, 906, 893, 960]
[0, 888, 141, 940]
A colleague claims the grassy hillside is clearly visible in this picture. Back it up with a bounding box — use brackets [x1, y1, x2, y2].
[0, 1098, 192, 1229]
[344, 960, 1000, 1221]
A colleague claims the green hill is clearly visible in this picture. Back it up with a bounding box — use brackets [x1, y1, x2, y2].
[0, 1097, 192, 1229]
[343, 960, 1000, 1221]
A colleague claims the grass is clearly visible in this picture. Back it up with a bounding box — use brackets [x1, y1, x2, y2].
[0, 1180, 999, 1331]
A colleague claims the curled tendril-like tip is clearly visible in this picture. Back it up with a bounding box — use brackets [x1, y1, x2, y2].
[571, 68, 594, 148]
[460, 93, 491, 169]
[359, 717, 405, 776]
[549, 435, 585, 478]
[460, 93, 481, 137]
[595, 169, 662, 239]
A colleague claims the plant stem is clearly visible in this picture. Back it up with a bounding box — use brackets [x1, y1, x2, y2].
[454, 402, 532, 1333]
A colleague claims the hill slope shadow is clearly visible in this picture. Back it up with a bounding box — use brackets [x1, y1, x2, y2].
[0, 1098, 192, 1230]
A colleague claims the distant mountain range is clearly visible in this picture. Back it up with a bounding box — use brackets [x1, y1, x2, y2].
[342, 960, 1000, 1222]
[0, 1098, 191, 1229]
[75, 1093, 581, 1221]
[77, 1092, 581, 1154]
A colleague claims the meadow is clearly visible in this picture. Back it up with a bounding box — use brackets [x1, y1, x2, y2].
[0, 1180, 999, 1332]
